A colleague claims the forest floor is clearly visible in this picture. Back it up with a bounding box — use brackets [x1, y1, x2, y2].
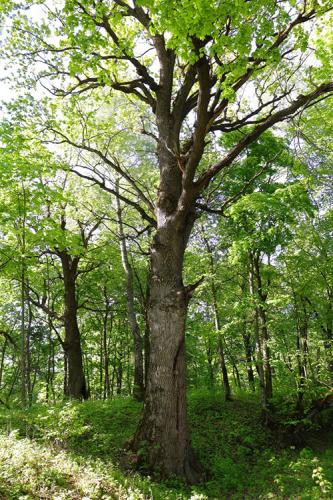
[0, 390, 332, 499]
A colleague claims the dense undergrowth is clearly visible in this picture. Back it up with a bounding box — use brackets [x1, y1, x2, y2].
[0, 390, 332, 499]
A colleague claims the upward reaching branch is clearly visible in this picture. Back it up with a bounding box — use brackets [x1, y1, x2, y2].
[197, 82, 333, 191]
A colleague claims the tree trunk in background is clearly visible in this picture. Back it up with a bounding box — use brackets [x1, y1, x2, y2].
[60, 252, 87, 400]
[102, 300, 112, 399]
[217, 333, 232, 401]
[116, 185, 145, 401]
[253, 253, 273, 401]
[202, 228, 231, 400]
[240, 277, 255, 390]
[20, 264, 27, 407]
[0, 338, 7, 391]
[26, 293, 33, 405]
[116, 362, 123, 394]
[19, 186, 29, 407]
[295, 295, 309, 415]
[232, 362, 242, 389]
[242, 324, 255, 391]
[249, 253, 268, 414]
[46, 334, 55, 403]
[206, 337, 215, 388]
[212, 276, 232, 400]
[323, 294, 333, 378]
[20, 267, 32, 407]
[64, 351, 68, 396]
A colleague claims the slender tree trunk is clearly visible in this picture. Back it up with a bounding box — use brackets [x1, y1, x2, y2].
[111, 362, 115, 397]
[60, 253, 87, 399]
[232, 363, 242, 389]
[64, 351, 68, 396]
[0, 338, 7, 391]
[26, 293, 33, 405]
[206, 337, 215, 388]
[295, 295, 309, 415]
[240, 277, 255, 390]
[99, 319, 103, 399]
[249, 253, 268, 413]
[85, 353, 91, 398]
[116, 362, 123, 395]
[115, 186, 145, 401]
[201, 228, 231, 400]
[217, 334, 231, 400]
[324, 295, 333, 378]
[242, 326, 255, 391]
[20, 263, 27, 407]
[212, 287, 231, 400]
[253, 253, 273, 400]
[46, 334, 55, 403]
[102, 305, 112, 400]
[19, 186, 29, 407]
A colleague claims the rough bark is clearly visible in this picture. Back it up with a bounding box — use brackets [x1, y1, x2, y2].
[131, 203, 202, 482]
[131, 40, 206, 481]
[60, 252, 88, 400]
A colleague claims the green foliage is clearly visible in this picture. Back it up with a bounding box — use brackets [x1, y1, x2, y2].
[0, 393, 333, 498]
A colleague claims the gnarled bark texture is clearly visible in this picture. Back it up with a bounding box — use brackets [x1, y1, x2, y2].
[132, 218, 202, 481]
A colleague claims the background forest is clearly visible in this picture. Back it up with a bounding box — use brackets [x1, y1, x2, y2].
[0, 0, 333, 498]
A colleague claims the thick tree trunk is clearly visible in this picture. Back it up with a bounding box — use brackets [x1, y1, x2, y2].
[60, 253, 87, 400]
[131, 45, 204, 480]
[132, 215, 201, 482]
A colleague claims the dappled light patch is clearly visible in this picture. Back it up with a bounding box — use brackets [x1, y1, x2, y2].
[0, 393, 332, 498]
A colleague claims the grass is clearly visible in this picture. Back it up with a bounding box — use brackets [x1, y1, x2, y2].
[0, 390, 332, 499]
